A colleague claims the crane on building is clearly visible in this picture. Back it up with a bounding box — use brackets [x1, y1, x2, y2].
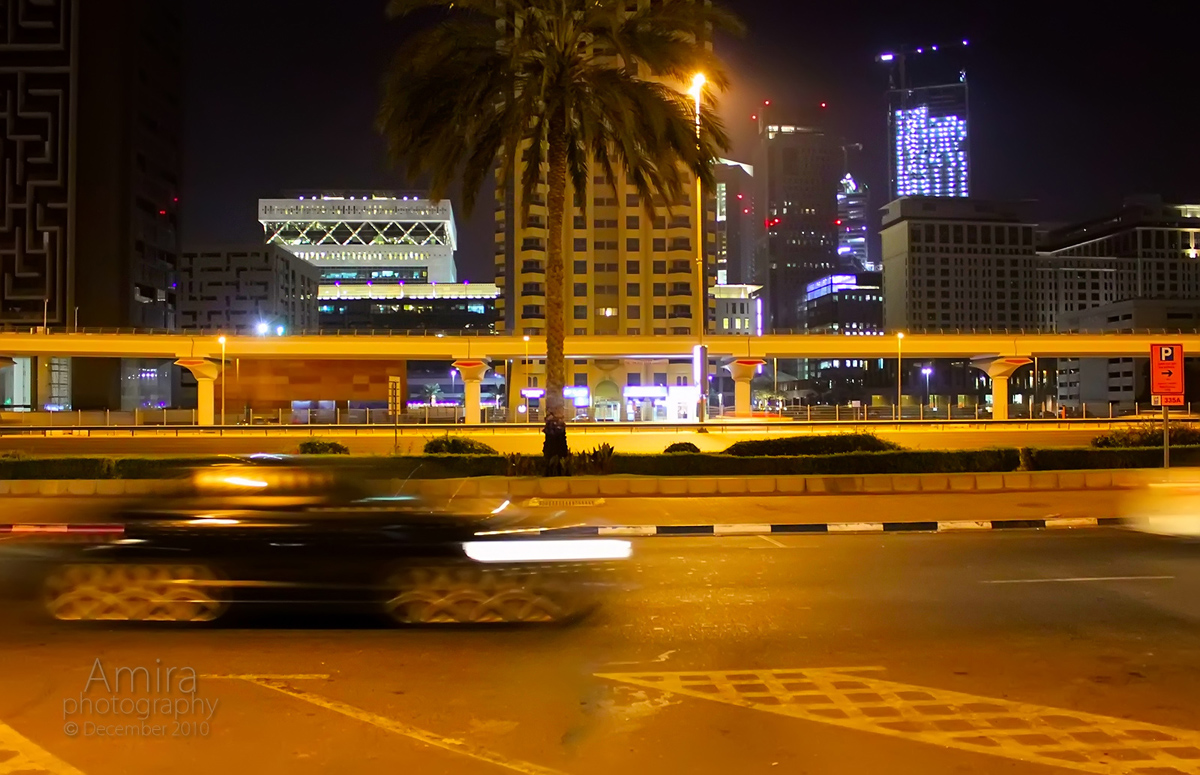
[875, 40, 970, 90]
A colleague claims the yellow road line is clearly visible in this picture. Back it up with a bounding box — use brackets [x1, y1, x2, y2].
[598, 666, 1200, 774]
[244, 678, 566, 775]
[0, 720, 84, 775]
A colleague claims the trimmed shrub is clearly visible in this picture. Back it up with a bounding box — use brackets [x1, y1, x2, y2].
[723, 433, 901, 457]
[423, 435, 499, 455]
[1028, 445, 1200, 470]
[664, 442, 701, 454]
[298, 439, 349, 455]
[612, 448, 1020, 476]
[1091, 423, 1200, 448]
[0, 457, 115, 480]
[507, 444, 616, 477]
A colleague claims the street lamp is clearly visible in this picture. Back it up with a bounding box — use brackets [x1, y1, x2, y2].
[895, 332, 904, 419]
[689, 72, 707, 423]
[255, 321, 269, 336]
[921, 366, 932, 407]
[450, 367, 457, 408]
[217, 335, 227, 426]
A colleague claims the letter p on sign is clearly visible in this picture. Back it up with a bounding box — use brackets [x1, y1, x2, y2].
[1160, 346, 1176, 361]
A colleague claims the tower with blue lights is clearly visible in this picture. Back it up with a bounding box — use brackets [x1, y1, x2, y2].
[878, 42, 971, 201]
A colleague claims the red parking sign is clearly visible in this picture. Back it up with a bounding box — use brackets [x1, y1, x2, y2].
[1151, 343, 1184, 396]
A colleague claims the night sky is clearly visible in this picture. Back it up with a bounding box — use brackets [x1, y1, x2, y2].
[181, 0, 1198, 280]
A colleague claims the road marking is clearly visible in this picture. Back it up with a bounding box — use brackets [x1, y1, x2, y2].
[597, 667, 1200, 774]
[0, 720, 84, 775]
[759, 534, 786, 548]
[981, 575, 1175, 585]
[243, 679, 566, 775]
[202, 673, 331, 680]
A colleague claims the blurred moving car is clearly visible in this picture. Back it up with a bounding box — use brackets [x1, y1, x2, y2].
[3, 460, 630, 625]
[1120, 478, 1200, 538]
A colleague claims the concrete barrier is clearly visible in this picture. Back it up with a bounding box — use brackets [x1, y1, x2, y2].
[1, 468, 1196, 499]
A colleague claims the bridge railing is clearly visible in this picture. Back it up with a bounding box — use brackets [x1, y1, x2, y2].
[2, 402, 1191, 430]
[6, 326, 1200, 337]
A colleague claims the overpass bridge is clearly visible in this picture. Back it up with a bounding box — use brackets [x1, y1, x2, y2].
[1, 330, 1192, 424]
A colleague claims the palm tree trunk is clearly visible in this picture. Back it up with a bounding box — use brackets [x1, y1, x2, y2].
[542, 119, 570, 462]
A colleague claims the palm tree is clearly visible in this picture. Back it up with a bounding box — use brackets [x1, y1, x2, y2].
[379, 0, 740, 460]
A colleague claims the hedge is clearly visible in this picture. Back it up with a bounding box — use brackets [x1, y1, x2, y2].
[4, 447, 1200, 480]
[1026, 445, 1200, 470]
[611, 449, 1020, 476]
[723, 433, 900, 457]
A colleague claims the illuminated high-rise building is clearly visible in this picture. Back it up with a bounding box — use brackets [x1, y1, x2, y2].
[837, 174, 872, 270]
[714, 159, 754, 285]
[878, 42, 971, 201]
[754, 123, 840, 330]
[889, 83, 969, 199]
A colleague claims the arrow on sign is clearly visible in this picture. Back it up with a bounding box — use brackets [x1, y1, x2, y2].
[1162, 369, 1175, 377]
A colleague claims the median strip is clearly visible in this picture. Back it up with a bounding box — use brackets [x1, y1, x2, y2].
[551, 517, 1123, 537]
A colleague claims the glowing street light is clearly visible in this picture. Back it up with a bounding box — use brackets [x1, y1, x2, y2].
[689, 72, 707, 423]
[896, 332, 905, 419]
[922, 366, 933, 406]
[255, 321, 269, 336]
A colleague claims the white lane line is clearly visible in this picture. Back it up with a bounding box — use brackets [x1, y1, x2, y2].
[981, 575, 1175, 585]
[0, 720, 84, 775]
[244, 679, 566, 775]
[759, 534, 786, 548]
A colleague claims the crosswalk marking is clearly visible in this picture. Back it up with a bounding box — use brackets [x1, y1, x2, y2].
[597, 667, 1200, 774]
[0, 721, 84, 775]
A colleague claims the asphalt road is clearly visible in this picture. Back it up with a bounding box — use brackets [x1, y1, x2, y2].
[0, 425, 1109, 455]
[2, 528, 1199, 774]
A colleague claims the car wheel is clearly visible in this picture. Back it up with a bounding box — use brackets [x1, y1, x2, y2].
[43, 563, 228, 623]
[383, 565, 574, 624]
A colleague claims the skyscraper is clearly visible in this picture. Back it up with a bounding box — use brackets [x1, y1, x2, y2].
[754, 123, 840, 330]
[837, 173, 872, 270]
[0, 0, 183, 409]
[889, 84, 970, 199]
[714, 159, 754, 285]
[878, 43, 971, 201]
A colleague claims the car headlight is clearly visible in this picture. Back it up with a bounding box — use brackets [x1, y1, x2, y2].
[463, 539, 632, 563]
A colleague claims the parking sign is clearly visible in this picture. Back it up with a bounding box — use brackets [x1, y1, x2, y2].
[1151, 344, 1184, 396]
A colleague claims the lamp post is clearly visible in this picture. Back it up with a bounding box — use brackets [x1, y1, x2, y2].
[450, 367, 457, 419]
[217, 335, 227, 426]
[690, 72, 707, 423]
[895, 332, 905, 420]
[922, 366, 932, 407]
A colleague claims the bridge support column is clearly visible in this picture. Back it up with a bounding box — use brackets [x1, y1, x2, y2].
[725, 359, 765, 418]
[452, 360, 489, 425]
[175, 359, 220, 425]
[972, 357, 1031, 421]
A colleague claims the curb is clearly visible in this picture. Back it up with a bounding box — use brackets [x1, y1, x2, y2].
[550, 517, 1124, 537]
